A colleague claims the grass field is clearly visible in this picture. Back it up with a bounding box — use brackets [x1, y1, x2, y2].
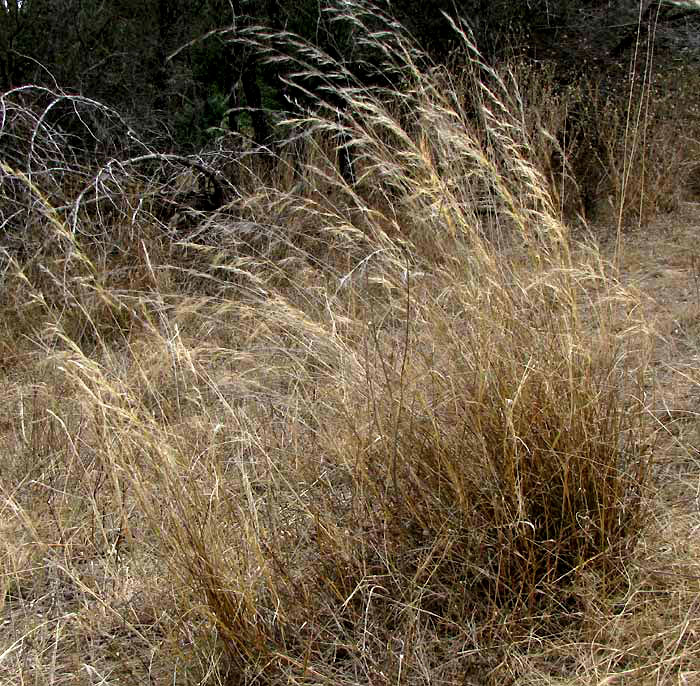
[1, 8, 700, 685]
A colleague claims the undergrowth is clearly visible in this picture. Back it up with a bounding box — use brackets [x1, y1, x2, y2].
[1, 2, 698, 684]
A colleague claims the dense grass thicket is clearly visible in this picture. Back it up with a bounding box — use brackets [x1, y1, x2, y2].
[1, 4, 700, 684]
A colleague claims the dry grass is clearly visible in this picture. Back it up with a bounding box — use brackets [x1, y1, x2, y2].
[1, 2, 699, 684]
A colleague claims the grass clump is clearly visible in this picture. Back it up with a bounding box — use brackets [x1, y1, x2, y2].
[341, 276, 649, 613]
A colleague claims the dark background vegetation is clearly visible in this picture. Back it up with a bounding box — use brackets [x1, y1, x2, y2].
[1, 0, 698, 151]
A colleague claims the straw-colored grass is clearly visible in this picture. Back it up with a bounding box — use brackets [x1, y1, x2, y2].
[1, 2, 698, 684]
